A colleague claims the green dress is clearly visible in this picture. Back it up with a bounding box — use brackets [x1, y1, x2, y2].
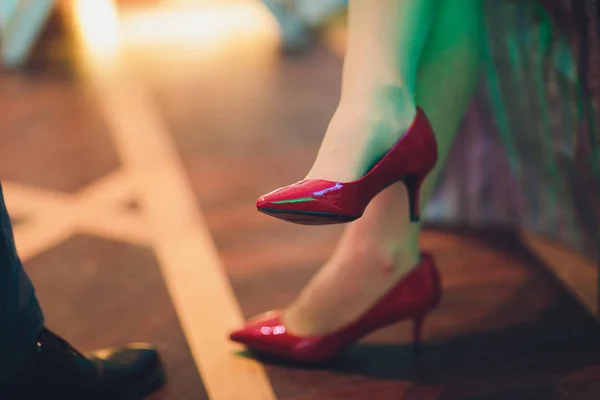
[426, 0, 599, 262]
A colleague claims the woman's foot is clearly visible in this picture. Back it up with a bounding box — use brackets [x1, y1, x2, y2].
[282, 198, 420, 336]
[229, 247, 441, 362]
[256, 105, 436, 225]
[306, 89, 417, 183]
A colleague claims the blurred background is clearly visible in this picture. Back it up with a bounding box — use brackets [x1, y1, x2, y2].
[0, 0, 599, 399]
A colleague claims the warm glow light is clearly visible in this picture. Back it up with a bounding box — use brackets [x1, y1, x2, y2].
[72, 0, 120, 60]
[68, 0, 279, 71]
[118, 2, 278, 54]
[68, 0, 278, 67]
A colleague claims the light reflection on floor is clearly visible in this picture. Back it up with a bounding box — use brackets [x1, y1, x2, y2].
[63, 1, 281, 399]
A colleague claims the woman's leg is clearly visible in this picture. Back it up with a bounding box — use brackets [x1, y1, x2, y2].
[284, 0, 483, 335]
[306, 0, 439, 182]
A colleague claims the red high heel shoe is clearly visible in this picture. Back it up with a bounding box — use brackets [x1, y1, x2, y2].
[229, 252, 441, 362]
[257, 107, 438, 225]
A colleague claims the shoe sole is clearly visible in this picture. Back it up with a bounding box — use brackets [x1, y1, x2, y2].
[258, 208, 359, 225]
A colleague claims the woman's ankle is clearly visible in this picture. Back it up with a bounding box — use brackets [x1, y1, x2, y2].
[282, 232, 422, 335]
[339, 83, 417, 126]
[306, 93, 418, 181]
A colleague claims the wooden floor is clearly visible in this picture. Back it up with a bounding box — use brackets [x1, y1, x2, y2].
[1, 3, 600, 399]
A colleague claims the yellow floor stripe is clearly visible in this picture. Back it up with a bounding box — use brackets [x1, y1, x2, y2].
[5, 173, 150, 261]
[56, 1, 278, 397]
[86, 67, 276, 400]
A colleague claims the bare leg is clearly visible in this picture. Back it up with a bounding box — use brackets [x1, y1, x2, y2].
[285, 0, 483, 335]
[306, 0, 439, 182]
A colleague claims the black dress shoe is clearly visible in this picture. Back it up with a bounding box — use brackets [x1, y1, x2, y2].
[0, 328, 166, 399]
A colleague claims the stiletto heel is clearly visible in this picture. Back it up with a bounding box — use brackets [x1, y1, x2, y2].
[257, 108, 438, 225]
[403, 174, 425, 222]
[230, 252, 442, 362]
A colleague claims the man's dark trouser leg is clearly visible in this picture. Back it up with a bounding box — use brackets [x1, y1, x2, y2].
[0, 182, 44, 382]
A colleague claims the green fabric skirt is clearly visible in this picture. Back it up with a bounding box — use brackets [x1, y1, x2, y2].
[427, 0, 599, 262]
